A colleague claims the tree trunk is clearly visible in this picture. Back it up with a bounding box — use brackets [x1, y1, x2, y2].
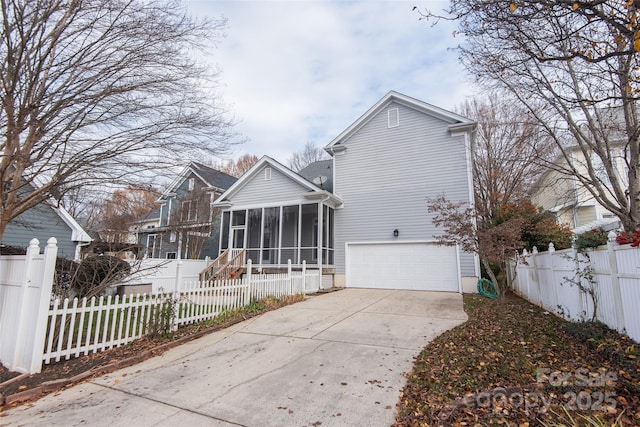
[480, 256, 504, 299]
[627, 143, 640, 231]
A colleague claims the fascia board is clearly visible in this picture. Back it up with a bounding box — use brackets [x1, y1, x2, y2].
[53, 204, 92, 243]
[158, 162, 196, 201]
[217, 156, 326, 203]
[325, 90, 475, 151]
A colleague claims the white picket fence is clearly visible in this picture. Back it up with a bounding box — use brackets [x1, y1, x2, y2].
[509, 235, 640, 343]
[121, 258, 325, 294]
[42, 260, 316, 365]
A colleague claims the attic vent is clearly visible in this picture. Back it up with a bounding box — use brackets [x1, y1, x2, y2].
[188, 178, 195, 191]
[388, 108, 399, 128]
[264, 167, 272, 181]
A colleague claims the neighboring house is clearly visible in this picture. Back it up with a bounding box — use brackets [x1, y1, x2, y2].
[212, 91, 479, 292]
[530, 148, 626, 233]
[130, 207, 161, 249]
[136, 162, 237, 259]
[2, 196, 91, 261]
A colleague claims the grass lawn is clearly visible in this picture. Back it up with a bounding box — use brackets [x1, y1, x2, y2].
[395, 293, 640, 426]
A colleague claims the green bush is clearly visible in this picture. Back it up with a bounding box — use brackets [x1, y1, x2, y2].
[574, 228, 608, 251]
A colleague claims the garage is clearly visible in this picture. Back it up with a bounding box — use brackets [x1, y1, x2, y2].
[346, 242, 460, 291]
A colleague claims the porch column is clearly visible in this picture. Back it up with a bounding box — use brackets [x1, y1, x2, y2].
[317, 201, 323, 288]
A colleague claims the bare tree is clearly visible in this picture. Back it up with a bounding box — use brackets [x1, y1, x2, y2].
[220, 154, 259, 177]
[0, 0, 238, 243]
[426, 94, 565, 292]
[167, 186, 219, 259]
[99, 185, 160, 243]
[417, 1, 640, 230]
[289, 141, 330, 172]
[459, 93, 555, 224]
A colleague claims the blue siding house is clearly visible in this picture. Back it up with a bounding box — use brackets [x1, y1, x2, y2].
[2, 197, 91, 260]
[137, 162, 237, 260]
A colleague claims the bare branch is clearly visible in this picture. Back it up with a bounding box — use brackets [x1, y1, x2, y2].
[422, 0, 640, 229]
[289, 141, 330, 172]
[0, 0, 240, 241]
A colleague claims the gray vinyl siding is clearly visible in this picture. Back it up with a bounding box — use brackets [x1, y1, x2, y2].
[231, 165, 311, 206]
[334, 101, 476, 276]
[2, 203, 77, 258]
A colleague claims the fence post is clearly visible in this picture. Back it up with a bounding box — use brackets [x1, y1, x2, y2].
[607, 231, 626, 332]
[12, 239, 40, 370]
[174, 259, 183, 292]
[246, 259, 253, 303]
[571, 244, 587, 321]
[548, 242, 560, 313]
[531, 243, 553, 306]
[171, 288, 180, 332]
[288, 259, 292, 295]
[525, 246, 542, 304]
[29, 238, 58, 373]
[302, 260, 306, 293]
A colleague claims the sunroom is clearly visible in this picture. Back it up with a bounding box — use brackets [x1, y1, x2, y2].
[208, 156, 342, 280]
[219, 201, 336, 271]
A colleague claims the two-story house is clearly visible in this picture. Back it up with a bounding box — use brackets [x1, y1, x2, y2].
[137, 162, 237, 259]
[531, 147, 626, 233]
[211, 91, 480, 292]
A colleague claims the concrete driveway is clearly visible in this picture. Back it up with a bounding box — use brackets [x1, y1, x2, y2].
[1, 289, 467, 427]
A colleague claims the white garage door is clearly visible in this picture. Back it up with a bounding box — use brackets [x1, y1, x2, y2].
[346, 242, 459, 291]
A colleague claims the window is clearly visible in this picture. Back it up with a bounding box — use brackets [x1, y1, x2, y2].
[281, 205, 299, 264]
[188, 178, 195, 191]
[147, 234, 158, 258]
[300, 204, 318, 263]
[262, 207, 280, 264]
[181, 200, 198, 222]
[388, 108, 399, 128]
[246, 208, 262, 263]
[221, 211, 230, 250]
[166, 252, 177, 259]
[232, 210, 246, 226]
[169, 231, 177, 243]
[312, 218, 318, 261]
[264, 167, 272, 181]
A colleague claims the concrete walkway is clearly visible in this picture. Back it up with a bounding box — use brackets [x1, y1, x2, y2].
[1, 289, 467, 427]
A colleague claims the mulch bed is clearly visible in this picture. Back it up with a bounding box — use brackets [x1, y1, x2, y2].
[0, 294, 306, 410]
[394, 292, 640, 426]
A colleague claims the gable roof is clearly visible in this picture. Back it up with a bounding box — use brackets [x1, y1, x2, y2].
[159, 162, 237, 200]
[52, 203, 92, 243]
[131, 207, 161, 224]
[213, 156, 342, 207]
[298, 160, 333, 192]
[324, 90, 476, 153]
[17, 178, 92, 244]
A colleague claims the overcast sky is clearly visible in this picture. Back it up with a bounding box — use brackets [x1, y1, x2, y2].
[185, 0, 476, 165]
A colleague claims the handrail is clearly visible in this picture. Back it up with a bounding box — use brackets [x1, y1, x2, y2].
[214, 249, 246, 280]
[199, 248, 230, 282]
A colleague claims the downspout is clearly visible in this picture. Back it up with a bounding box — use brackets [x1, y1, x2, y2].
[463, 127, 480, 279]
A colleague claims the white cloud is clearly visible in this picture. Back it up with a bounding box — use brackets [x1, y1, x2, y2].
[186, 0, 475, 164]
